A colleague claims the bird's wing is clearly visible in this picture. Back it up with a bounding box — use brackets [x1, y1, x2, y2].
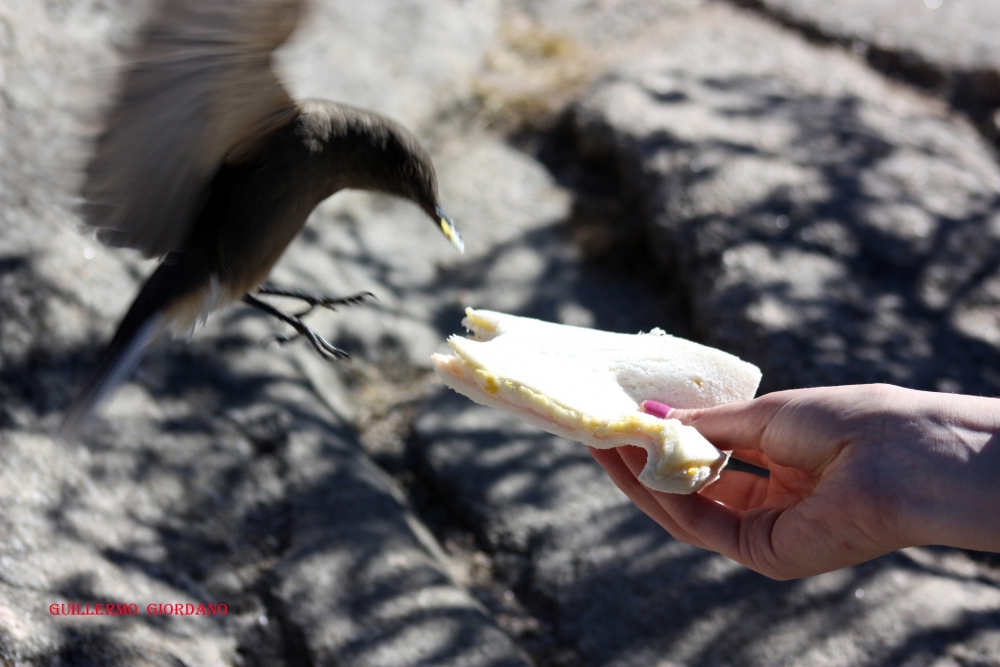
[81, 0, 305, 258]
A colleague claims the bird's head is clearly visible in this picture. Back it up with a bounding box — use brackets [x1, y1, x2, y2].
[297, 101, 465, 252]
[381, 130, 464, 253]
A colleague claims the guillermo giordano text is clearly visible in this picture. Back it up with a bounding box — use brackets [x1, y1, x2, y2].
[49, 602, 229, 617]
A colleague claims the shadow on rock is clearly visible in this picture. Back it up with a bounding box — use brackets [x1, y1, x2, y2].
[415, 391, 1000, 667]
[571, 58, 1000, 395]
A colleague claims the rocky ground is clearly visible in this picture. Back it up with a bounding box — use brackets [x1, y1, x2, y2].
[1, 0, 999, 665]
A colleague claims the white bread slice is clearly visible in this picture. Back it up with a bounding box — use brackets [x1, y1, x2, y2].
[432, 309, 762, 493]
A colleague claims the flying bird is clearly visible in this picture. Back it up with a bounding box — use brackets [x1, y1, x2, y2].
[61, 0, 464, 436]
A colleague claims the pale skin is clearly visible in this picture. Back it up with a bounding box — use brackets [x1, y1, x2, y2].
[590, 384, 1000, 580]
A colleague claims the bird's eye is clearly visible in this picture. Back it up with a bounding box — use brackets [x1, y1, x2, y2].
[402, 162, 415, 178]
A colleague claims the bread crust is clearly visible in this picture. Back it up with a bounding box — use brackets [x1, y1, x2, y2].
[432, 309, 762, 494]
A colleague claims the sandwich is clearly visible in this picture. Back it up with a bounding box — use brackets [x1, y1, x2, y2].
[432, 309, 761, 493]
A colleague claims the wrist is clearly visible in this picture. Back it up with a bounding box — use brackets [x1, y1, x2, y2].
[891, 391, 1000, 553]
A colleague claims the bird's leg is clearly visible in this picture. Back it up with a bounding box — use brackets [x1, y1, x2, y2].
[255, 284, 375, 318]
[242, 294, 349, 361]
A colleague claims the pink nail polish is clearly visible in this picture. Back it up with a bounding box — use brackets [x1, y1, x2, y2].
[641, 400, 672, 419]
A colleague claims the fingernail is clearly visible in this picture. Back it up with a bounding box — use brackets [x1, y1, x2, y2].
[641, 400, 672, 419]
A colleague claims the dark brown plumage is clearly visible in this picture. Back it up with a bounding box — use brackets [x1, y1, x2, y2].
[61, 0, 463, 436]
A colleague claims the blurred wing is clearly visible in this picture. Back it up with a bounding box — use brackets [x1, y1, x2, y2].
[81, 0, 305, 258]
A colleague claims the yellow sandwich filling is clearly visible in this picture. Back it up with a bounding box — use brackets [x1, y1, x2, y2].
[464, 311, 499, 335]
[465, 357, 712, 480]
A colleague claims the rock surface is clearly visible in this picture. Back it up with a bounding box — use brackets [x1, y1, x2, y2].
[570, 5, 1000, 394]
[733, 0, 1000, 140]
[416, 391, 1000, 667]
[0, 0, 999, 665]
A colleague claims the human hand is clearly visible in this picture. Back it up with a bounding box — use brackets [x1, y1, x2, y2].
[590, 384, 1000, 579]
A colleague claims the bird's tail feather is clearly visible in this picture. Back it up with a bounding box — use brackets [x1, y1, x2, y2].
[60, 253, 204, 439]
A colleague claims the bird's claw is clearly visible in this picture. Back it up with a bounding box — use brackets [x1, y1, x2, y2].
[256, 286, 376, 318]
[244, 293, 349, 363]
[267, 327, 348, 362]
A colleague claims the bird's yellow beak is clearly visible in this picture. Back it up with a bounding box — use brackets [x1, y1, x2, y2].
[437, 208, 464, 253]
